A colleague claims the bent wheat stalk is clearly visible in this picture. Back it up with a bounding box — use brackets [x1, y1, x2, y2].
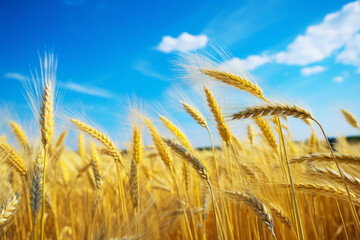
[163, 138, 220, 240]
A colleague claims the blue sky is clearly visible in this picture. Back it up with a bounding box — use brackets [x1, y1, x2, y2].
[1, 0, 360, 147]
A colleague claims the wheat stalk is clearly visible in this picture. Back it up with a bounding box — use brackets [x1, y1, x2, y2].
[233, 104, 313, 120]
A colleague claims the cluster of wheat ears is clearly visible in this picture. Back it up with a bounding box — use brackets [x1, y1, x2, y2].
[1, 53, 360, 240]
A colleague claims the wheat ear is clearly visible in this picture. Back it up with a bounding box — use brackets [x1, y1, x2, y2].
[290, 153, 360, 165]
[0, 194, 19, 233]
[30, 149, 43, 223]
[233, 104, 313, 120]
[77, 133, 85, 158]
[70, 119, 125, 168]
[225, 190, 275, 236]
[0, 143, 27, 177]
[90, 142, 102, 194]
[143, 118, 173, 170]
[341, 109, 359, 129]
[204, 86, 232, 145]
[269, 203, 292, 230]
[160, 116, 192, 150]
[254, 118, 278, 152]
[55, 131, 67, 148]
[247, 125, 255, 145]
[132, 126, 142, 164]
[9, 121, 31, 151]
[200, 68, 266, 101]
[287, 183, 359, 204]
[181, 101, 207, 128]
[130, 158, 139, 209]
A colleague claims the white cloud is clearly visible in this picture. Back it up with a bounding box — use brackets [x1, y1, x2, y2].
[275, 1, 360, 65]
[133, 61, 165, 80]
[61, 82, 114, 99]
[231, 1, 360, 70]
[225, 54, 271, 71]
[300, 65, 327, 76]
[4, 72, 26, 81]
[157, 32, 208, 53]
[333, 76, 344, 82]
[337, 33, 360, 72]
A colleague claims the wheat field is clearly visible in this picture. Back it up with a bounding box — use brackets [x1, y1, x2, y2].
[1, 53, 360, 240]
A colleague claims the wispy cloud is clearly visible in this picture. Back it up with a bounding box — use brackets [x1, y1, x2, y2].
[333, 76, 344, 82]
[300, 65, 327, 76]
[133, 60, 166, 80]
[61, 81, 115, 99]
[227, 1, 360, 71]
[157, 32, 208, 53]
[4, 72, 26, 81]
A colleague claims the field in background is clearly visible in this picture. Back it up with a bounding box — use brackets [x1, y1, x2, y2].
[1, 53, 360, 240]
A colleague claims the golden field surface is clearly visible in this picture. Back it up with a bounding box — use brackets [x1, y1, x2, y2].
[1, 53, 360, 240]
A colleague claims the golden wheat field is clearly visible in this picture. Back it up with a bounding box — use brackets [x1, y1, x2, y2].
[1, 52, 360, 240]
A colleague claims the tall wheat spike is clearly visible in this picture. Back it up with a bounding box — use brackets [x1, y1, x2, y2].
[0, 143, 27, 177]
[39, 79, 54, 240]
[9, 121, 31, 151]
[247, 125, 255, 145]
[181, 101, 207, 128]
[204, 86, 232, 145]
[290, 153, 360, 165]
